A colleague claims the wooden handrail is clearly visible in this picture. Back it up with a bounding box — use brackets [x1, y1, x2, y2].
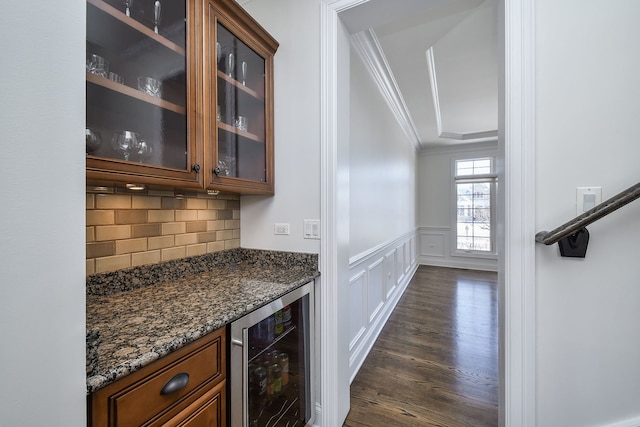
[536, 181, 640, 245]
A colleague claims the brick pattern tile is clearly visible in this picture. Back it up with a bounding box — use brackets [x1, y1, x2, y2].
[87, 192, 240, 274]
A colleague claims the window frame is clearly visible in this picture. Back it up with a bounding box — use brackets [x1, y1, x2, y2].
[451, 156, 498, 259]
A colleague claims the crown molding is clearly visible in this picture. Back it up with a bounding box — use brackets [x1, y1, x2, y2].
[350, 29, 421, 150]
[426, 46, 498, 140]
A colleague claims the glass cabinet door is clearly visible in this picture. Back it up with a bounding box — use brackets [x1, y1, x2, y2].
[86, 0, 199, 186]
[208, 9, 277, 195]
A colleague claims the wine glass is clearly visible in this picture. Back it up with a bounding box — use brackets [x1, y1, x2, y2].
[136, 140, 154, 163]
[241, 61, 247, 86]
[153, 1, 161, 34]
[124, 0, 134, 17]
[112, 131, 141, 161]
[86, 128, 102, 154]
[227, 52, 234, 78]
[216, 42, 222, 67]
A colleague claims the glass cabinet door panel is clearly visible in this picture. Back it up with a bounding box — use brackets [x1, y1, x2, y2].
[215, 22, 267, 182]
[86, 0, 189, 171]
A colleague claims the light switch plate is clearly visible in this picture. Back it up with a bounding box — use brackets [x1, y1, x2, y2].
[577, 187, 602, 215]
[303, 219, 320, 239]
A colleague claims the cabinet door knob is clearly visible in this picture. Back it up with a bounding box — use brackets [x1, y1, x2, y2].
[160, 372, 190, 395]
[192, 164, 201, 173]
[213, 167, 221, 176]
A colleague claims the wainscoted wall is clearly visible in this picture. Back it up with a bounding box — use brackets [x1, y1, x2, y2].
[418, 226, 497, 272]
[86, 190, 240, 275]
[347, 230, 418, 381]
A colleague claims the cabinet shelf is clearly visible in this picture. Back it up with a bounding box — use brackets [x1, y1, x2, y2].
[218, 121, 262, 143]
[217, 71, 264, 101]
[87, 0, 186, 56]
[87, 72, 186, 115]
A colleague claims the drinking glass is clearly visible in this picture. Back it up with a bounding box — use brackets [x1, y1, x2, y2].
[108, 72, 124, 84]
[124, 0, 134, 17]
[227, 52, 234, 78]
[86, 54, 109, 77]
[112, 131, 141, 161]
[137, 76, 162, 98]
[136, 140, 153, 162]
[241, 61, 247, 86]
[153, 1, 161, 34]
[86, 128, 102, 154]
[235, 115, 248, 132]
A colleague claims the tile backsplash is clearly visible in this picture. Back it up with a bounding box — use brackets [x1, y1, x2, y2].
[86, 191, 240, 275]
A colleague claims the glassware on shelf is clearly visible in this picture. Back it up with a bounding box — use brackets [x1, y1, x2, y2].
[216, 42, 222, 66]
[227, 52, 234, 78]
[112, 130, 142, 161]
[124, 0, 134, 17]
[86, 54, 109, 77]
[241, 61, 247, 86]
[86, 128, 102, 154]
[137, 76, 162, 98]
[108, 72, 124, 84]
[235, 115, 248, 132]
[136, 140, 153, 162]
[153, 1, 162, 34]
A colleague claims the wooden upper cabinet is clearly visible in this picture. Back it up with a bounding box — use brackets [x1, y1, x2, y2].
[204, 0, 278, 195]
[85, 0, 278, 194]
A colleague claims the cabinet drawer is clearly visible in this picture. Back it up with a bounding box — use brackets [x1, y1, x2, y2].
[163, 380, 226, 427]
[90, 328, 225, 427]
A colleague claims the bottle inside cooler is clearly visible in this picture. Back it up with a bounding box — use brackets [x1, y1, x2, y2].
[247, 299, 308, 426]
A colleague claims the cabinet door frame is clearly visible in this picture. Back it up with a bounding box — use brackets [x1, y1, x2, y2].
[203, 0, 278, 195]
[86, 0, 204, 189]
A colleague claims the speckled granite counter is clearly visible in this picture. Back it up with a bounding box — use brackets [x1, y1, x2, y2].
[86, 248, 318, 393]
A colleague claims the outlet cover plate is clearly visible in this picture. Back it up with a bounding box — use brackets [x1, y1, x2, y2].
[274, 223, 290, 235]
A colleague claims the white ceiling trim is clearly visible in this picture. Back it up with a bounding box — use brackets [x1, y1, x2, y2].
[350, 29, 421, 150]
[426, 46, 498, 140]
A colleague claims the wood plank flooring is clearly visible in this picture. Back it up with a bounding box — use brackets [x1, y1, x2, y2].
[343, 265, 498, 427]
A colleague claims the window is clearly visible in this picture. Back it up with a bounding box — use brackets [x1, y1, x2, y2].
[454, 158, 496, 253]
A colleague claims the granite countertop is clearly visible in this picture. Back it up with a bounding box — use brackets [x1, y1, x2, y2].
[86, 248, 319, 393]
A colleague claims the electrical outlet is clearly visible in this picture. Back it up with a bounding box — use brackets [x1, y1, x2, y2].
[274, 223, 290, 235]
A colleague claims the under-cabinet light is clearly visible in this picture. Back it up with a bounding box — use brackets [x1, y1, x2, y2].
[125, 183, 146, 191]
[207, 189, 220, 196]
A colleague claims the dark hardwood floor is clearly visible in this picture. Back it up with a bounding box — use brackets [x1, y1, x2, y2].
[343, 265, 498, 427]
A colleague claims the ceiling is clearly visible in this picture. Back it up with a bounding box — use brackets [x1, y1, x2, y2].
[340, 0, 498, 150]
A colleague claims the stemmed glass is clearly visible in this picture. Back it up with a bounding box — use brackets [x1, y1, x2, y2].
[136, 140, 154, 163]
[241, 61, 247, 86]
[124, 0, 134, 17]
[153, 1, 161, 34]
[227, 52, 234, 78]
[112, 131, 141, 161]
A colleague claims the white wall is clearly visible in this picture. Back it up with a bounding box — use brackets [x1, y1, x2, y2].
[0, 1, 86, 425]
[417, 142, 498, 271]
[348, 47, 417, 258]
[239, 0, 321, 254]
[346, 33, 418, 388]
[535, 1, 640, 426]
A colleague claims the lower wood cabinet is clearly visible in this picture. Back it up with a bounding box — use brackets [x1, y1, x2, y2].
[89, 327, 226, 427]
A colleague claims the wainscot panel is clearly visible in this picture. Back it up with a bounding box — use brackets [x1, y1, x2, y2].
[347, 230, 418, 381]
[418, 226, 498, 272]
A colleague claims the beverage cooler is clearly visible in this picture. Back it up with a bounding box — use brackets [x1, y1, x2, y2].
[230, 282, 314, 427]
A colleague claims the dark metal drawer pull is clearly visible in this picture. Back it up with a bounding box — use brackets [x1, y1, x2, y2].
[160, 372, 190, 395]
